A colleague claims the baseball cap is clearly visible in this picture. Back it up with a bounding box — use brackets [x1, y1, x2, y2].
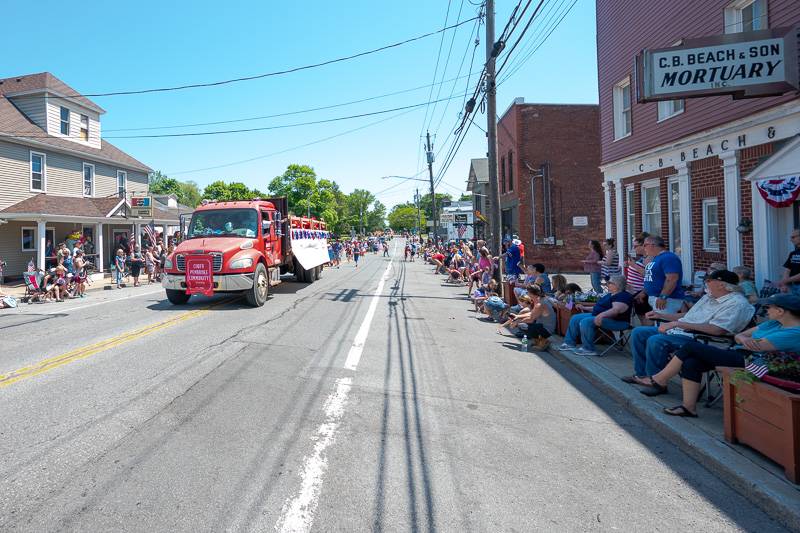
[706, 269, 739, 286]
[757, 294, 800, 312]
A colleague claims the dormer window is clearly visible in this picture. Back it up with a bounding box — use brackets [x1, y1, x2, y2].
[80, 114, 89, 141]
[60, 106, 70, 135]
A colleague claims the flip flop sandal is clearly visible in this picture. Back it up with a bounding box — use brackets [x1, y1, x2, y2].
[663, 405, 698, 418]
[639, 378, 669, 396]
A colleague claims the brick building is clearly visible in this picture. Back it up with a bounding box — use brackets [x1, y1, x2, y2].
[494, 99, 604, 271]
[597, 0, 800, 284]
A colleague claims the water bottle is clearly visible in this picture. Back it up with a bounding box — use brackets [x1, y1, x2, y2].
[520, 335, 528, 352]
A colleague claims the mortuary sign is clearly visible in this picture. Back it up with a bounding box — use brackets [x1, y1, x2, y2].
[637, 27, 799, 102]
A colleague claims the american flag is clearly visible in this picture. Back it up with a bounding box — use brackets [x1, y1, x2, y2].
[143, 222, 158, 245]
[745, 356, 769, 378]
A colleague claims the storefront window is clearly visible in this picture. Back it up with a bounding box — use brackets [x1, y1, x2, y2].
[703, 199, 720, 251]
[642, 185, 661, 237]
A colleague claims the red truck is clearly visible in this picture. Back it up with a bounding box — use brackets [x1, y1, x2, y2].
[162, 197, 329, 306]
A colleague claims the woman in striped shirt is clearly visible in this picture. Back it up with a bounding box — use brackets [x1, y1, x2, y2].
[601, 238, 621, 281]
[626, 235, 653, 323]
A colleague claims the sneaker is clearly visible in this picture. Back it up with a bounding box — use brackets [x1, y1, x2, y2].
[557, 343, 577, 352]
[574, 347, 598, 356]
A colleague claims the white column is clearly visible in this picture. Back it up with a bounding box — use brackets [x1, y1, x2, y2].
[721, 151, 742, 268]
[614, 180, 625, 265]
[36, 220, 46, 270]
[751, 181, 777, 284]
[97, 222, 105, 273]
[603, 181, 612, 239]
[675, 162, 693, 281]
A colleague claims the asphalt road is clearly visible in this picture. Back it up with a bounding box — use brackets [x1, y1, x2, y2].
[0, 241, 788, 532]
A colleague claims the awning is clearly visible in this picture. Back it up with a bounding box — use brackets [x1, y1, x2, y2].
[0, 193, 186, 224]
[746, 135, 800, 207]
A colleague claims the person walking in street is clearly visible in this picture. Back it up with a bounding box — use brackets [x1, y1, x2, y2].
[582, 240, 604, 294]
[642, 235, 684, 313]
[777, 228, 800, 296]
[353, 243, 360, 267]
[383, 242, 389, 257]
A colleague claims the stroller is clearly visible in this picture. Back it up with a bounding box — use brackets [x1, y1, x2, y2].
[22, 271, 55, 303]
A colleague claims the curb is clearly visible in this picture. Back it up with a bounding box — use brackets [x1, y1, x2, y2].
[547, 346, 800, 532]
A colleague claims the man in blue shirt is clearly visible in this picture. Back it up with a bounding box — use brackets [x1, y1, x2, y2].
[643, 235, 684, 314]
[504, 238, 522, 280]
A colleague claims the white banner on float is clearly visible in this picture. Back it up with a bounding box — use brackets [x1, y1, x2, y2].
[290, 229, 330, 270]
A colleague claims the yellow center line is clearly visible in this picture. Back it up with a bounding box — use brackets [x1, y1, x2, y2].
[0, 298, 232, 389]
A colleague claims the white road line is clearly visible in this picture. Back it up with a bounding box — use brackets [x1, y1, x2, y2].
[275, 240, 397, 533]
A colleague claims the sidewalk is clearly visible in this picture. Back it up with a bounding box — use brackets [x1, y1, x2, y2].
[442, 268, 800, 531]
[2, 273, 160, 299]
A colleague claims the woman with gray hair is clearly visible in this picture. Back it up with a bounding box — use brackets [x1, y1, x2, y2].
[558, 274, 635, 356]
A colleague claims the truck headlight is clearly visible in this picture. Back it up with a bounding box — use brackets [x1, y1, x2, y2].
[229, 257, 254, 269]
[164, 258, 173, 269]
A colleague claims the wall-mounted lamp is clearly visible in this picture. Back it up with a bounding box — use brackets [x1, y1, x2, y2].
[736, 217, 752, 234]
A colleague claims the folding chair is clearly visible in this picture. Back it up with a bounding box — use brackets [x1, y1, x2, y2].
[692, 332, 738, 408]
[22, 271, 51, 303]
[596, 319, 634, 356]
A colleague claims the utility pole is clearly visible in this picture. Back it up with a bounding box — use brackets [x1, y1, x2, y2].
[426, 131, 438, 244]
[485, 0, 502, 258]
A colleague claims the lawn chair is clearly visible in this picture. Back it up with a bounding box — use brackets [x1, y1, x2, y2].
[596, 317, 634, 356]
[22, 271, 52, 303]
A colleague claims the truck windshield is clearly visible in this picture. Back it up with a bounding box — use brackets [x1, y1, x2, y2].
[187, 209, 258, 238]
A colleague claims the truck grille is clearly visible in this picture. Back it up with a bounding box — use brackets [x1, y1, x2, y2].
[175, 252, 223, 272]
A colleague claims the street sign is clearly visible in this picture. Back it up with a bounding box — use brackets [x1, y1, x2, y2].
[636, 27, 799, 102]
[130, 196, 152, 218]
[440, 213, 455, 223]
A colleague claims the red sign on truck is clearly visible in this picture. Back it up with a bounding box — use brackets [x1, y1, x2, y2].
[185, 255, 214, 296]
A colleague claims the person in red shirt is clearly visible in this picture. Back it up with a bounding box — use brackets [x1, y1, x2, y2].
[432, 251, 446, 274]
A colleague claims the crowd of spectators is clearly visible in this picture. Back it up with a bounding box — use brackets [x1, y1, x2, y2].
[419, 228, 800, 419]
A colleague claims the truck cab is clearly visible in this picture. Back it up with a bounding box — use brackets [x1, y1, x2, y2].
[162, 199, 285, 306]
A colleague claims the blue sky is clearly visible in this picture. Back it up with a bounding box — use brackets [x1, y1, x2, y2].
[5, 0, 598, 208]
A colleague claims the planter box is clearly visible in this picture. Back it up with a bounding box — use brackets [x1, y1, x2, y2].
[720, 367, 800, 484]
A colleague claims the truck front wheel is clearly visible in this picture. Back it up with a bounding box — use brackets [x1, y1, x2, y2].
[245, 263, 269, 307]
[166, 289, 190, 305]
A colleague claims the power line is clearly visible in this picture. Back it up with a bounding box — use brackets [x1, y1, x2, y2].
[426, 0, 465, 132]
[432, 4, 483, 136]
[496, 0, 561, 78]
[104, 70, 482, 132]
[167, 107, 419, 176]
[14, 17, 480, 100]
[2, 91, 469, 140]
[498, 0, 578, 84]
[495, 0, 548, 75]
[418, 0, 455, 142]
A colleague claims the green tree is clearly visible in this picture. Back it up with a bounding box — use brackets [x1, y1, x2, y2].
[459, 193, 472, 202]
[201, 180, 262, 201]
[388, 204, 425, 232]
[148, 171, 202, 207]
[419, 192, 452, 221]
[268, 164, 318, 216]
[366, 200, 386, 231]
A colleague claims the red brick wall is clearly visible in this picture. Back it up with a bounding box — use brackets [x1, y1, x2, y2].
[497, 103, 603, 272]
[690, 156, 726, 270]
[738, 142, 775, 270]
[596, 0, 800, 165]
